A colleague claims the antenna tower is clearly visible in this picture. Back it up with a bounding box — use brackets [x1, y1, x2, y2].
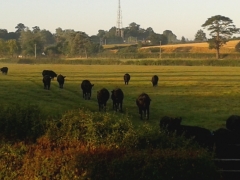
[116, 0, 124, 38]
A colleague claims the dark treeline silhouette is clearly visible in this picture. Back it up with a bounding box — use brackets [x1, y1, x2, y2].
[0, 22, 179, 58]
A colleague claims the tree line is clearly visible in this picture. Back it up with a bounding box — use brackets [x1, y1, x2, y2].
[0, 21, 183, 58]
[0, 15, 239, 59]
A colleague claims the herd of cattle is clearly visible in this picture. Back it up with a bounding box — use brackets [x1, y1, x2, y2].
[40, 69, 158, 118]
[1, 67, 159, 119]
[160, 115, 240, 157]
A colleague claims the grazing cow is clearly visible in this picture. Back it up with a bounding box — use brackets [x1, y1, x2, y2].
[42, 70, 57, 79]
[81, 80, 94, 100]
[160, 116, 213, 149]
[43, 75, 51, 90]
[176, 125, 213, 148]
[0, 67, 8, 75]
[226, 115, 240, 134]
[124, 73, 130, 85]
[151, 75, 159, 87]
[57, 74, 66, 88]
[136, 93, 151, 120]
[111, 88, 124, 112]
[159, 116, 182, 131]
[213, 128, 240, 158]
[97, 88, 110, 111]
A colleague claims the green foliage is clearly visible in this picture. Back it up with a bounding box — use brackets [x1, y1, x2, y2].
[202, 15, 240, 59]
[194, 29, 207, 42]
[0, 107, 220, 179]
[0, 142, 26, 179]
[0, 104, 46, 141]
[45, 108, 137, 148]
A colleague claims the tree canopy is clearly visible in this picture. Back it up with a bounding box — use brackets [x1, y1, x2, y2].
[194, 29, 207, 42]
[202, 15, 239, 59]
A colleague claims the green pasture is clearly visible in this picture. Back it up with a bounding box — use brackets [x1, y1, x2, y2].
[1, 63, 240, 131]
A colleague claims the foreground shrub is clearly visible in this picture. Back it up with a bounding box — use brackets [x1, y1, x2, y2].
[135, 123, 198, 150]
[0, 142, 26, 179]
[0, 104, 45, 141]
[0, 108, 221, 179]
[77, 147, 220, 180]
[45, 108, 138, 148]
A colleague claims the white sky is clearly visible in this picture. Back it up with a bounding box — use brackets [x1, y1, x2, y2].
[1, 0, 239, 40]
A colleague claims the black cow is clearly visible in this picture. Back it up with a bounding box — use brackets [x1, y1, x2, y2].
[159, 116, 213, 149]
[43, 75, 51, 90]
[213, 128, 240, 158]
[0, 67, 8, 75]
[151, 75, 159, 87]
[124, 73, 130, 85]
[81, 80, 94, 100]
[57, 74, 66, 88]
[159, 116, 182, 131]
[226, 115, 240, 134]
[111, 88, 124, 112]
[97, 88, 110, 111]
[136, 93, 151, 120]
[42, 70, 57, 79]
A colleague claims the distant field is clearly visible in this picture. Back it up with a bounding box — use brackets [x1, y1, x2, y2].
[156, 40, 240, 53]
[1, 63, 240, 130]
[104, 40, 240, 53]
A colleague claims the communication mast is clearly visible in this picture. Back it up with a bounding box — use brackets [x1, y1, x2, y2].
[116, 0, 124, 38]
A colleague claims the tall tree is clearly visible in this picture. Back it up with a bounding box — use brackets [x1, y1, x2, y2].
[0, 39, 7, 55]
[194, 29, 207, 42]
[6, 39, 18, 56]
[202, 15, 239, 59]
[19, 29, 44, 56]
[32, 26, 41, 33]
[0, 29, 8, 40]
[15, 23, 26, 33]
[163, 30, 177, 43]
[181, 36, 186, 43]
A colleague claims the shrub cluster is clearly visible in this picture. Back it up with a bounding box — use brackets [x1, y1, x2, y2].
[0, 107, 221, 179]
[0, 104, 46, 141]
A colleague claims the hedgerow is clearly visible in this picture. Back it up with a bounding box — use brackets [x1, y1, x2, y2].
[0, 107, 221, 179]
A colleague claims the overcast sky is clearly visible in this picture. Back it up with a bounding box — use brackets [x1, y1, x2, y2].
[1, 0, 239, 40]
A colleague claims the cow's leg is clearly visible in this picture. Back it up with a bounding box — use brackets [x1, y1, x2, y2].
[116, 102, 119, 112]
[120, 101, 123, 112]
[98, 103, 101, 111]
[146, 107, 149, 120]
[89, 92, 91, 100]
[104, 103, 107, 112]
[83, 91, 86, 99]
[139, 108, 143, 119]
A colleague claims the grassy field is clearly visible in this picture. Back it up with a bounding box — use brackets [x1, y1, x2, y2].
[1, 63, 240, 131]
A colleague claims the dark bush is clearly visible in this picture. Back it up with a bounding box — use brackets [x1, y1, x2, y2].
[76, 147, 220, 180]
[0, 104, 46, 141]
